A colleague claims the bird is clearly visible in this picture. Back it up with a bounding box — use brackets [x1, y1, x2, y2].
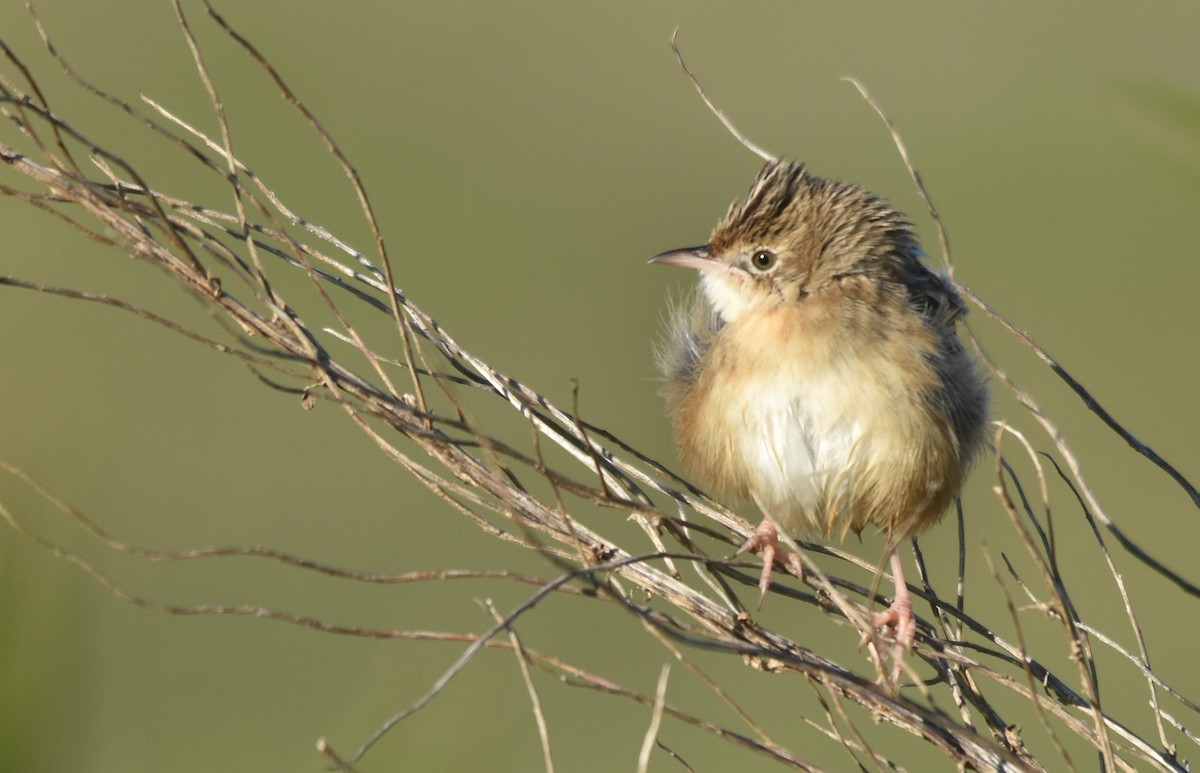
[652, 159, 988, 676]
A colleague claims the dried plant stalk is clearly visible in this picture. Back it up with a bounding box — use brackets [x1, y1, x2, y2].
[2, 4, 1196, 771]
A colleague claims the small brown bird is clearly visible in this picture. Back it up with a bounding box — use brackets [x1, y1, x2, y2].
[653, 160, 988, 670]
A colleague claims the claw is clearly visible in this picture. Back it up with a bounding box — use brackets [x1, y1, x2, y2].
[737, 520, 803, 606]
[872, 595, 916, 651]
[860, 547, 917, 685]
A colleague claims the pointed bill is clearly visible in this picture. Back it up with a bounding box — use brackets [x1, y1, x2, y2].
[648, 245, 716, 272]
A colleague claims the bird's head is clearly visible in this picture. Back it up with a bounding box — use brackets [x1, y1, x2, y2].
[651, 160, 921, 324]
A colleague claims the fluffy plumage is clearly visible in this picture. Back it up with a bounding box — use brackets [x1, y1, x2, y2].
[652, 159, 989, 677]
[657, 160, 987, 542]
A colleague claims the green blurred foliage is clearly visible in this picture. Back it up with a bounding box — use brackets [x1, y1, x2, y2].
[1, 1, 1197, 770]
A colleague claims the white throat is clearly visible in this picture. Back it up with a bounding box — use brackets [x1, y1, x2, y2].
[699, 271, 760, 323]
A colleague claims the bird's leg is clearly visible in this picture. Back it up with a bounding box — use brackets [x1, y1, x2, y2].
[736, 519, 804, 605]
[869, 546, 917, 683]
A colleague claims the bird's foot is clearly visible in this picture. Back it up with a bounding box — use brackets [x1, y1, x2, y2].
[870, 593, 916, 647]
[859, 549, 917, 686]
[736, 520, 803, 606]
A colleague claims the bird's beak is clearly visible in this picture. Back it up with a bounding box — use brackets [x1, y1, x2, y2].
[648, 245, 718, 272]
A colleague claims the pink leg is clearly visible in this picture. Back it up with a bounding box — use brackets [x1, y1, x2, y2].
[737, 519, 804, 604]
[871, 547, 917, 683]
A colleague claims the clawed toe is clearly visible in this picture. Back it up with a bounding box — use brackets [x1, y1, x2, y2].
[872, 599, 916, 652]
[861, 549, 919, 685]
[736, 520, 803, 604]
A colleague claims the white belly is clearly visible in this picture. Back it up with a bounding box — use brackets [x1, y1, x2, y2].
[719, 358, 893, 535]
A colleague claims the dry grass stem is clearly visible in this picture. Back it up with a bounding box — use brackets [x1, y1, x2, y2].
[2, 7, 1196, 771]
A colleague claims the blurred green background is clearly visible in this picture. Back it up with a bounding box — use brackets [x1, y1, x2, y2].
[1, 1, 1197, 770]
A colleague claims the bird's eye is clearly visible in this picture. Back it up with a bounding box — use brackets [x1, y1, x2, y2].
[750, 250, 776, 271]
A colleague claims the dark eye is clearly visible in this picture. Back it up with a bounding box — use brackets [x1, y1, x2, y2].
[750, 249, 776, 271]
